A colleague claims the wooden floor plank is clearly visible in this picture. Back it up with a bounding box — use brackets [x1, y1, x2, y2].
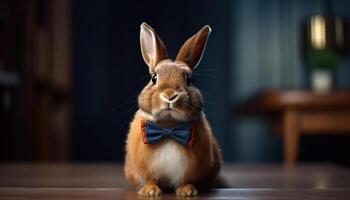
[0, 163, 349, 188]
[0, 163, 349, 199]
[0, 188, 349, 200]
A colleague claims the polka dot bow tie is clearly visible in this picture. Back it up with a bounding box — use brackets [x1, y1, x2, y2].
[141, 120, 194, 146]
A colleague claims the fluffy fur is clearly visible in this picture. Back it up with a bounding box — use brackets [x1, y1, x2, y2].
[124, 22, 223, 197]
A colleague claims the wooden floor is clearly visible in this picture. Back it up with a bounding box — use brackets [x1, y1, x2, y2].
[0, 163, 350, 199]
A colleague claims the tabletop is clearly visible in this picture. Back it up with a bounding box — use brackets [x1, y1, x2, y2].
[1, 163, 350, 199]
[236, 89, 350, 114]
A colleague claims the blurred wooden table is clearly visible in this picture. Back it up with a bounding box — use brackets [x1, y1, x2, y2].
[236, 90, 350, 166]
[1, 163, 350, 199]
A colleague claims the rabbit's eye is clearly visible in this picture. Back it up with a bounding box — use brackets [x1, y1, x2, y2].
[151, 74, 157, 84]
[186, 75, 192, 86]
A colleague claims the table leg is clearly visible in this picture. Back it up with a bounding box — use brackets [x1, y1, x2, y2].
[283, 109, 300, 167]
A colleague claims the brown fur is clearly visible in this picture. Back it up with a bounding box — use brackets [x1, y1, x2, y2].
[124, 22, 223, 197]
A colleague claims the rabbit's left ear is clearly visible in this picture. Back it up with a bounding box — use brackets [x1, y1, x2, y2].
[176, 25, 211, 70]
[140, 22, 168, 73]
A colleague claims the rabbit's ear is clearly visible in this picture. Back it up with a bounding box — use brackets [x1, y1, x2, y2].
[140, 22, 168, 72]
[176, 25, 211, 70]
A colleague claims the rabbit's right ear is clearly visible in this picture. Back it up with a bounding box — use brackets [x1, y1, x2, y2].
[140, 22, 168, 73]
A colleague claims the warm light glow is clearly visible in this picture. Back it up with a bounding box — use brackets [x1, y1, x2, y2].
[311, 15, 326, 49]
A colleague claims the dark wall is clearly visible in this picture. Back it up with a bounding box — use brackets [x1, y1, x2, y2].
[72, 0, 230, 161]
[230, 0, 350, 163]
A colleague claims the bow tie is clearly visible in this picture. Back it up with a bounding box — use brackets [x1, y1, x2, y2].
[141, 121, 194, 146]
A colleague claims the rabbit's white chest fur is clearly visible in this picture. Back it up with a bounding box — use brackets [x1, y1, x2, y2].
[149, 140, 189, 186]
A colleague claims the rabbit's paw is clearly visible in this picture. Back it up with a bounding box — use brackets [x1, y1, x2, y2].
[176, 184, 198, 197]
[138, 183, 161, 197]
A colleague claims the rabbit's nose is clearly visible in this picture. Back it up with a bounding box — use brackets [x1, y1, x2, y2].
[160, 93, 179, 103]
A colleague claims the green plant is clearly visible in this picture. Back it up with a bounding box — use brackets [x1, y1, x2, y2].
[306, 49, 339, 70]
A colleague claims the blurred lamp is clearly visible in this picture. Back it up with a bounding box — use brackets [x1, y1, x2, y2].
[302, 15, 349, 92]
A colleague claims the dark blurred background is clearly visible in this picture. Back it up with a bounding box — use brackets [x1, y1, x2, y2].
[1, 0, 350, 164]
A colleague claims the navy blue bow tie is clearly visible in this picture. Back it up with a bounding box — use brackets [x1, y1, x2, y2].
[141, 121, 193, 146]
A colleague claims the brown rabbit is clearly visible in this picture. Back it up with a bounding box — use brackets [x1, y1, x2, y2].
[124, 22, 223, 197]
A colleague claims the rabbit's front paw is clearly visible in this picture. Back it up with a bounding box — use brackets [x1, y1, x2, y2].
[176, 184, 198, 197]
[138, 183, 161, 197]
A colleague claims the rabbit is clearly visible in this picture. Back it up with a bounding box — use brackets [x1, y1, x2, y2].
[124, 22, 223, 197]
